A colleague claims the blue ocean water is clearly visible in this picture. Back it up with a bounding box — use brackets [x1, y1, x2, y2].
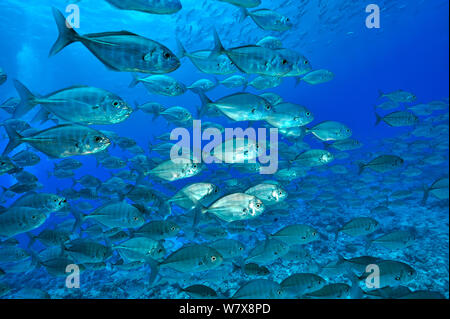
[0, 0, 448, 299]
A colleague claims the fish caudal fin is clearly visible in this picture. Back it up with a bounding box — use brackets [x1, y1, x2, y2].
[31, 108, 52, 125]
[378, 89, 384, 99]
[345, 268, 364, 299]
[176, 37, 187, 59]
[2, 124, 24, 156]
[421, 185, 430, 205]
[334, 229, 340, 242]
[129, 73, 140, 88]
[146, 258, 160, 286]
[357, 162, 366, 175]
[295, 77, 302, 87]
[239, 8, 250, 23]
[24, 232, 35, 249]
[192, 202, 208, 229]
[195, 91, 213, 118]
[71, 206, 86, 234]
[375, 112, 383, 126]
[13, 80, 38, 118]
[49, 7, 80, 57]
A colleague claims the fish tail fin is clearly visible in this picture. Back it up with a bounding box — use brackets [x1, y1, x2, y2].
[135, 171, 146, 185]
[364, 237, 372, 252]
[176, 37, 187, 59]
[71, 178, 77, 188]
[345, 268, 364, 299]
[2, 123, 24, 156]
[26, 247, 42, 269]
[103, 233, 112, 248]
[213, 76, 220, 87]
[146, 258, 160, 286]
[239, 8, 249, 23]
[192, 202, 207, 228]
[195, 91, 213, 117]
[233, 257, 246, 273]
[173, 283, 184, 294]
[378, 89, 384, 99]
[210, 28, 226, 59]
[152, 109, 161, 121]
[13, 80, 38, 118]
[133, 101, 140, 112]
[375, 112, 383, 126]
[357, 162, 366, 175]
[129, 73, 140, 88]
[421, 185, 430, 205]
[49, 7, 80, 57]
[59, 242, 67, 257]
[295, 77, 302, 87]
[231, 262, 241, 273]
[334, 228, 340, 242]
[336, 254, 347, 266]
[25, 232, 37, 249]
[0, 186, 8, 203]
[262, 228, 272, 240]
[71, 207, 86, 234]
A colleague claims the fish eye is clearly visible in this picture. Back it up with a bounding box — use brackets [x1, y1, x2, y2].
[256, 203, 261, 208]
[266, 105, 271, 110]
[395, 276, 401, 281]
[171, 226, 176, 231]
[0, 162, 5, 166]
[31, 215, 36, 219]
[282, 59, 288, 65]
[312, 231, 317, 236]
[304, 60, 309, 64]
[163, 52, 171, 59]
[95, 136, 102, 142]
[211, 256, 217, 262]
[193, 164, 197, 169]
[346, 129, 351, 132]
[277, 290, 282, 295]
[239, 247, 243, 250]
[306, 112, 311, 116]
[133, 216, 139, 221]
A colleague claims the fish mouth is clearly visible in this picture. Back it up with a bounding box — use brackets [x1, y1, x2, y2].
[124, 105, 134, 116]
[172, 60, 182, 71]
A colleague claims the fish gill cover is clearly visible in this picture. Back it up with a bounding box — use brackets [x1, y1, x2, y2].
[0, 0, 448, 300]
